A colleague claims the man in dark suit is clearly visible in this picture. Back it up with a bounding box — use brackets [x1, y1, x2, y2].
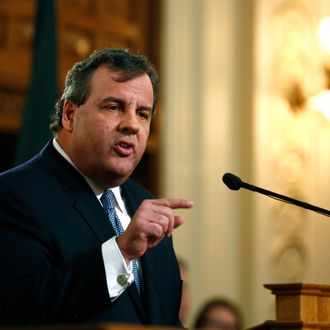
[0, 48, 193, 326]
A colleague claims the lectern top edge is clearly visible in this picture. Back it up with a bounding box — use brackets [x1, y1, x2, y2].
[264, 282, 330, 295]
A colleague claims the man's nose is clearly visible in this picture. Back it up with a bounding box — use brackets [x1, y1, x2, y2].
[118, 110, 140, 134]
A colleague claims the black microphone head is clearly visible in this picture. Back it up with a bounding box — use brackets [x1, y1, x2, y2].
[222, 173, 242, 190]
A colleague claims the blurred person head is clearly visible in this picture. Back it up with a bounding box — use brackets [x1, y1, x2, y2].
[193, 298, 243, 330]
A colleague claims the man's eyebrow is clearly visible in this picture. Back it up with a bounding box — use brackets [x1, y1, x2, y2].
[138, 105, 152, 112]
[99, 97, 153, 112]
[99, 96, 123, 104]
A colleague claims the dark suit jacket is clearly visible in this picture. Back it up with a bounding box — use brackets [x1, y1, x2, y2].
[0, 142, 182, 326]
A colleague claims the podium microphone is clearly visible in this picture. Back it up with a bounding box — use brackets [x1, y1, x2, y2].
[222, 172, 330, 217]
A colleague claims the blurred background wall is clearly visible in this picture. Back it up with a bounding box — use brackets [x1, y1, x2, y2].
[163, 0, 330, 327]
[0, 0, 329, 327]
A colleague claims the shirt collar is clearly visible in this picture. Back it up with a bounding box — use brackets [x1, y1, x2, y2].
[52, 138, 124, 212]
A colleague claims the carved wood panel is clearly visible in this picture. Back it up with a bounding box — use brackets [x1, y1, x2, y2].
[0, 0, 161, 194]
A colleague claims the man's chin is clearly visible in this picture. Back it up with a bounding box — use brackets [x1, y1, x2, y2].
[100, 167, 134, 188]
[94, 158, 141, 187]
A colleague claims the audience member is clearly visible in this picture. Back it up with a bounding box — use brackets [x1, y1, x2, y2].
[193, 298, 243, 330]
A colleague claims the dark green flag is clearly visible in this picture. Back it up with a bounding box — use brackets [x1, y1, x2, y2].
[15, 0, 57, 165]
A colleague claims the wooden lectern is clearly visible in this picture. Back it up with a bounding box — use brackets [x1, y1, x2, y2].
[250, 283, 330, 330]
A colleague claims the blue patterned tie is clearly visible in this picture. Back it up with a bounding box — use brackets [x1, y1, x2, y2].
[101, 190, 141, 293]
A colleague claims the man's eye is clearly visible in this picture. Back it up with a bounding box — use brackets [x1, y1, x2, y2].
[138, 110, 151, 120]
[104, 104, 120, 111]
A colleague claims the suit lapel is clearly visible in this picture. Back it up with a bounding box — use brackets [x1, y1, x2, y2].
[140, 252, 163, 324]
[39, 142, 116, 243]
[119, 182, 149, 322]
[121, 182, 163, 324]
[73, 192, 115, 243]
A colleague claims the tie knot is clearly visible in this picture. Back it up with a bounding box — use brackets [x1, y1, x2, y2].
[101, 189, 117, 211]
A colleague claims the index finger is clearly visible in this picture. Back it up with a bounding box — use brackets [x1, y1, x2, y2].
[152, 198, 194, 209]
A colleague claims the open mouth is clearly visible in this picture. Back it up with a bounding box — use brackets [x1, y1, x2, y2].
[114, 141, 135, 156]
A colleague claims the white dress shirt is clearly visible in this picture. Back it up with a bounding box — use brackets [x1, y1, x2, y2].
[53, 138, 137, 300]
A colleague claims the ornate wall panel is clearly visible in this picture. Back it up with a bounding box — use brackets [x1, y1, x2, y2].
[253, 0, 330, 325]
[0, 0, 160, 193]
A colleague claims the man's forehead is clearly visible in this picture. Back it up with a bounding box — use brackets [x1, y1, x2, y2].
[89, 66, 151, 89]
[87, 67, 153, 105]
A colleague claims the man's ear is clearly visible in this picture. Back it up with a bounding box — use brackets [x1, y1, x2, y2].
[61, 100, 77, 132]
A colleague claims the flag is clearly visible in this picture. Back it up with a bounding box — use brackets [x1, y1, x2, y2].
[15, 0, 57, 165]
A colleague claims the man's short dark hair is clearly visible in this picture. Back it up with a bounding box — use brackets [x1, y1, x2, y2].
[50, 48, 159, 133]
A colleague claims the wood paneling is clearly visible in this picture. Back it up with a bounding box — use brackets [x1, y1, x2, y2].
[0, 0, 161, 194]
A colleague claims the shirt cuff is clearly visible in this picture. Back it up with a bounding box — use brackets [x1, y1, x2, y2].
[101, 236, 134, 300]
